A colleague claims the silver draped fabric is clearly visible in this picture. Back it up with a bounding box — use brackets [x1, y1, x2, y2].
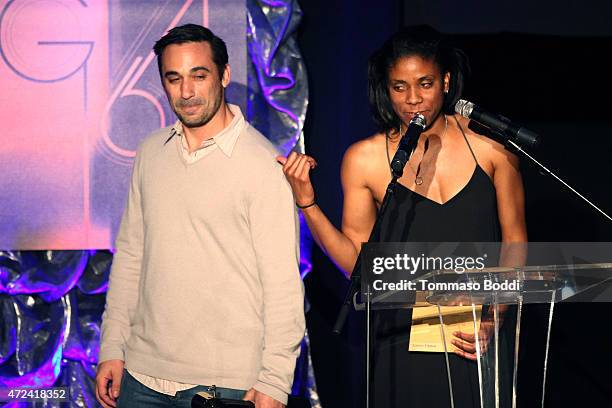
[247, 2, 320, 408]
[247, 0, 308, 156]
[0, 250, 110, 407]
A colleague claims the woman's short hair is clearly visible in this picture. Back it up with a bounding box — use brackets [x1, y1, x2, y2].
[368, 25, 470, 132]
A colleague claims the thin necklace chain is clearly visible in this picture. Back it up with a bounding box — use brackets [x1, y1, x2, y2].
[386, 114, 448, 185]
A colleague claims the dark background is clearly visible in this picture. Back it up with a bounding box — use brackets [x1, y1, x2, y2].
[297, 1, 612, 407]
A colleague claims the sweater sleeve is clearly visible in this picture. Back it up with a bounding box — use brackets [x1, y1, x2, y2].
[98, 149, 145, 363]
[248, 165, 305, 405]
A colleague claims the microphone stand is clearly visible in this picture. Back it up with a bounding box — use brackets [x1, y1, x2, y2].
[331, 175, 398, 334]
[458, 97, 612, 222]
[502, 137, 612, 222]
[332, 125, 421, 334]
[332, 126, 420, 408]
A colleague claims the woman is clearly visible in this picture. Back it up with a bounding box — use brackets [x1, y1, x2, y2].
[279, 26, 527, 407]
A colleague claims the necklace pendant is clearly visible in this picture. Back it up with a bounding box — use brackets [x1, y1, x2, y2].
[415, 176, 423, 186]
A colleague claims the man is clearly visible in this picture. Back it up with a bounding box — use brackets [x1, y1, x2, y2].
[95, 24, 305, 408]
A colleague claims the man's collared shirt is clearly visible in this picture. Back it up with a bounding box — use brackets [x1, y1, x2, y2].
[170, 103, 242, 164]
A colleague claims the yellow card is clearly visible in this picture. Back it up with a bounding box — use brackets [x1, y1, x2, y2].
[408, 305, 482, 352]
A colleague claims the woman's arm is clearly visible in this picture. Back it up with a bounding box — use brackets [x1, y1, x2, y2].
[493, 147, 528, 244]
[453, 142, 528, 360]
[492, 146, 528, 269]
[278, 142, 377, 277]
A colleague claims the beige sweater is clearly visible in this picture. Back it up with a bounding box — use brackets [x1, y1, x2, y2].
[99, 106, 305, 404]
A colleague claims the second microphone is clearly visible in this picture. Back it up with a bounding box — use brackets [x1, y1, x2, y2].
[390, 113, 427, 179]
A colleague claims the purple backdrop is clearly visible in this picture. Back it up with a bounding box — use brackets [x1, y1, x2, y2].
[0, 0, 246, 250]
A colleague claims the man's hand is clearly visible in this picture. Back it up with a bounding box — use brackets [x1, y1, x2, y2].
[243, 388, 285, 408]
[95, 359, 124, 408]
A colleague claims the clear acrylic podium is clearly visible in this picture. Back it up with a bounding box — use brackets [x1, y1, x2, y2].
[359, 242, 612, 408]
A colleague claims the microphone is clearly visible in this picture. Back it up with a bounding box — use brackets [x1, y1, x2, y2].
[390, 113, 426, 178]
[455, 99, 539, 149]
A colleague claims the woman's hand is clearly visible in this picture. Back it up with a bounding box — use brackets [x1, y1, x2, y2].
[451, 324, 493, 361]
[452, 305, 507, 360]
[277, 152, 318, 207]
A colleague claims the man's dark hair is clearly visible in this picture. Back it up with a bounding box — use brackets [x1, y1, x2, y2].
[153, 24, 228, 79]
[368, 25, 470, 133]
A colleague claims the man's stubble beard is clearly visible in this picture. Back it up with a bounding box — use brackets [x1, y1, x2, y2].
[174, 92, 224, 129]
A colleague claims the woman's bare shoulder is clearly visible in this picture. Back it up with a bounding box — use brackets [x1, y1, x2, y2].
[453, 114, 518, 167]
[343, 132, 387, 165]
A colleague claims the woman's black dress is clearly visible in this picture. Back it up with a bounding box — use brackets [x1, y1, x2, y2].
[372, 124, 501, 408]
